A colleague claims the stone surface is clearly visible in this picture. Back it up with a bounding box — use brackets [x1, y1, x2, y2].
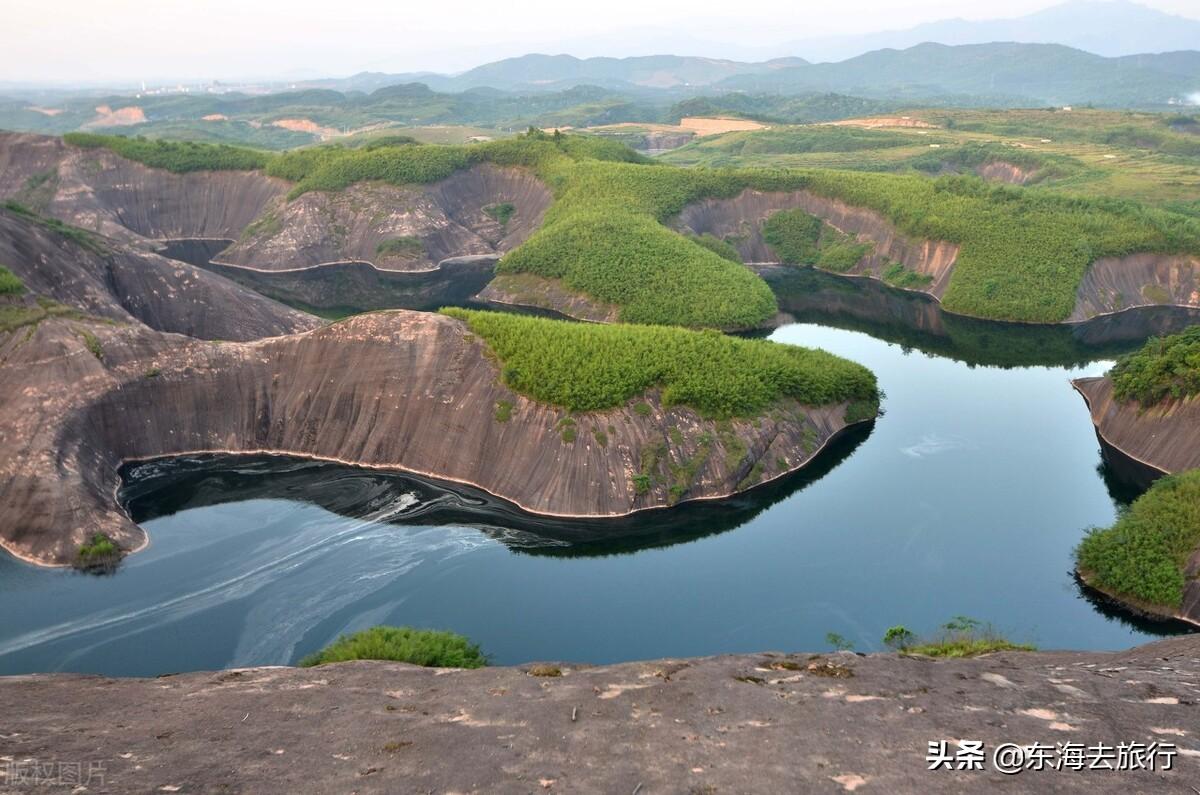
[2, 636, 1198, 793]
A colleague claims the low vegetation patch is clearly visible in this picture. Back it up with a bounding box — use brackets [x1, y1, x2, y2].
[1109, 327, 1200, 407]
[442, 308, 878, 418]
[74, 532, 121, 573]
[882, 616, 1034, 657]
[1076, 469, 1200, 611]
[483, 202, 516, 226]
[0, 266, 24, 295]
[299, 626, 487, 668]
[64, 132, 271, 172]
[375, 236, 424, 258]
[3, 201, 106, 254]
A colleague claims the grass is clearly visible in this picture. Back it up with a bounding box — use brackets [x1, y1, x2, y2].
[1109, 327, 1200, 407]
[0, 266, 24, 295]
[375, 236, 424, 258]
[441, 308, 878, 418]
[686, 233, 742, 262]
[74, 533, 121, 573]
[299, 626, 487, 668]
[1076, 469, 1200, 611]
[883, 616, 1035, 657]
[3, 201, 106, 254]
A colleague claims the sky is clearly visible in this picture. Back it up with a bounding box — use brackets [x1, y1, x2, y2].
[1, 0, 1198, 85]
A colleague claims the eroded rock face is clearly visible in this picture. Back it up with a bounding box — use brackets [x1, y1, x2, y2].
[0, 132, 288, 244]
[1070, 254, 1200, 322]
[218, 164, 551, 272]
[1072, 376, 1200, 625]
[674, 189, 959, 300]
[0, 207, 319, 340]
[0, 310, 857, 567]
[1073, 377, 1200, 479]
[3, 636, 1198, 793]
[975, 160, 1032, 185]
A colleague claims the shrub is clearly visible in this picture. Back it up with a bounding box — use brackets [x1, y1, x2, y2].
[1109, 327, 1200, 407]
[484, 202, 516, 226]
[763, 209, 823, 264]
[0, 266, 24, 295]
[375, 236, 424, 258]
[883, 617, 1034, 657]
[74, 533, 121, 573]
[64, 132, 271, 173]
[442, 308, 878, 418]
[299, 626, 487, 668]
[1076, 469, 1200, 610]
[687, 233, 742, 262]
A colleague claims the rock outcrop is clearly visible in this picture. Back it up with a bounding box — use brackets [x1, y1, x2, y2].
[1070, 253, 1200, 322]
[1072, 376, 1200, 483]
[0, 310, 860, 567]
[217, 164, 551, 272]
[675, 188, 959, 299]
[2, 636, 1197, 793]
[0, 132, 288, 244]
[0, 206, 319, 340]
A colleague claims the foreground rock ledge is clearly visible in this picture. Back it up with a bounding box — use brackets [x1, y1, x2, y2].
[2, 637, 1197, 793]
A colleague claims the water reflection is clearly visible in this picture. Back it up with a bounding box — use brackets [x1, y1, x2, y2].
[122, 422, 872, 559]
[762, 266, 1200, 369]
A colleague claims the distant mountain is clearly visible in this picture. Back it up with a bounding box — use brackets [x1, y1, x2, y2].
[715, 42, 1200, 107]
[786, 1, 1200, 63]
[307, 55, 811, 95]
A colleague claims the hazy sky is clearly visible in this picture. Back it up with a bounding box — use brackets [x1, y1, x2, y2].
[2, 0, 1197, 84]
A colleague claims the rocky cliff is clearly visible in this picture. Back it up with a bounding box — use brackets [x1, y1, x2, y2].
[675, 188, 960, 299]
[1072, 376, 1200, 483]
[2, 635, 1197, 793]
[0, 310, 860, 567]
[217, 164, 551, 272]
[1069, 253, 1200, 322]
[0, 206, 319, 340]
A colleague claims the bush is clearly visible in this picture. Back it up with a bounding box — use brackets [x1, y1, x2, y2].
[0, 266, 24, 295]
[883, 617, 1034, 657]
[763, 209, 823, 264]
[299, 626, 487, 668]
[1076, 469, 1200, 610]
[442, 308, 878, 418]
[484, 202, 516, 225]
[375, 236, 424, 258]
[1109, 327, 1200, 407]
[74, 532, 121, 573]
[64, 132, 271, 173]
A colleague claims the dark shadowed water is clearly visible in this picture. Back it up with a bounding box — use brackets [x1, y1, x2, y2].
[1, 275, 1195, 676]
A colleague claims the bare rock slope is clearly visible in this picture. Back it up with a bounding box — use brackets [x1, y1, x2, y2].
[3, 635, 1198, 793]
[218, 164, 552, 272]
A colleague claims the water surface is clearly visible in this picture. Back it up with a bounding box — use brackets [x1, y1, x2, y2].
[1, 278, 1195, 676]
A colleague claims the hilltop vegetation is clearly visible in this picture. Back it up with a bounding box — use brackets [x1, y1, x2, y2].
[1076, 469, 1200, 611]
[441, 308, 878, 418]
[64, 132, 272, 172]
[1109, 327, 1200, 407]
[63, 128, 1200, 324]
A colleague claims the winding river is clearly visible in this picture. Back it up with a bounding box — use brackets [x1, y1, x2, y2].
[0, 272, 1195, 676]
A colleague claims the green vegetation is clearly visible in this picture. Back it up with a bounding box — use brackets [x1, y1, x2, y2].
[0, 266, 24, 295]
[64, 132, 271, 172]
[1076, 469, 1200, 611]
[761, 209, 870, 273]
[881, 263, 933, 290]
[375, 236, 424, 258]
[1109, 327, 1200, 407]
[494, 399, 513, 423]
[883, 617, 1035, 657]
[686, 233, 742, 262]
[74, 532, 121, 573]
[78, 329, 103, 361]
[441, 308, 878, 418]
[483, 202, 516, 225]
[299, 626, 487, 668]
[3, 201, 106, 254]
[0, 295, 92, 335]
